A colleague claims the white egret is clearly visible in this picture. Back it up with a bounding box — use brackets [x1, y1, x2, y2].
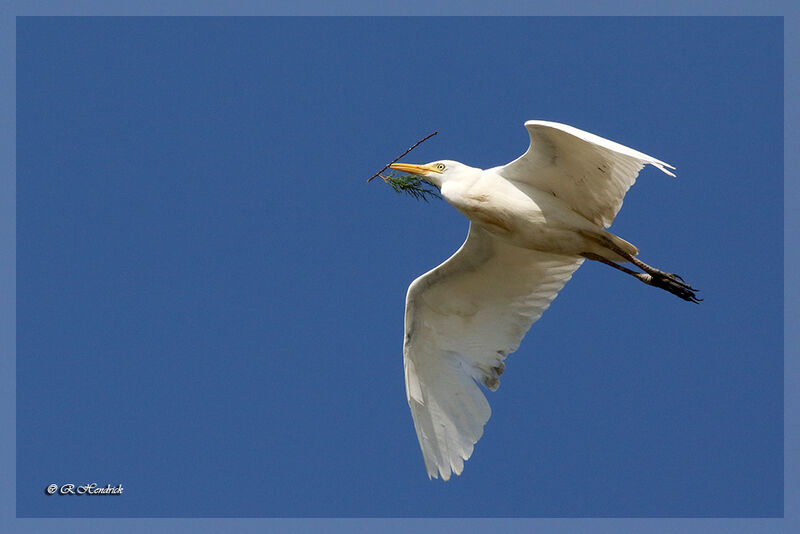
[388, 120, 698, 481]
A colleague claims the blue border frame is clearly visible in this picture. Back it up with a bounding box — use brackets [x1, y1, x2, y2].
[3, 2, 796, 532]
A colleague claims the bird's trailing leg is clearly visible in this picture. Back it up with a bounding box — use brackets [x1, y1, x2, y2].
[580, 236, 701, 303]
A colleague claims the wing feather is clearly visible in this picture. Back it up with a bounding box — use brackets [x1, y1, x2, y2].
[404, 224, 584, 480]
[496, 120, 675, 228]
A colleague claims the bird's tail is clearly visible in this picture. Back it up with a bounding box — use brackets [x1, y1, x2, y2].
[589, 230, 639, 263]
[604, 232, 638, 257]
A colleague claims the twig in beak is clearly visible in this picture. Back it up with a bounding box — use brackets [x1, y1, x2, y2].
[367, 131, 439, 182]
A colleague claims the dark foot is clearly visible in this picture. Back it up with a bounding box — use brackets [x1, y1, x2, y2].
[637, 272, 702, 303]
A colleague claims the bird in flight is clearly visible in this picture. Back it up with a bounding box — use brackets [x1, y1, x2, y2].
[388, 120, 699, 481]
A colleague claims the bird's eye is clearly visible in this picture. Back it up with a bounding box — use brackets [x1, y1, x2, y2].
[436, 163, 446, 171]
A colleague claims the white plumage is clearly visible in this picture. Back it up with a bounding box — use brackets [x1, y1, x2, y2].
[388, 121, 696, 480]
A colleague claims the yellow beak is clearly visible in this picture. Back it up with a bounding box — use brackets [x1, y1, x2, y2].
[389, 163, 432, 175]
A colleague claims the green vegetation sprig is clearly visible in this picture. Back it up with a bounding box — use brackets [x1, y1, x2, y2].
[367, 131, 442, 202]
[383, 172, 442, 202]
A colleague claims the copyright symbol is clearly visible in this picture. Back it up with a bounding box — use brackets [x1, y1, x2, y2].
[45, 484, 57, 495]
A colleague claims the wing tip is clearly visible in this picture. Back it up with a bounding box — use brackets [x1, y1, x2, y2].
[651, 161, 677, 178]
[428, 466, 451, 482]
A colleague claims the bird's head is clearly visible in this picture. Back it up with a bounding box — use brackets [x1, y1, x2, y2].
[389, 160, 475, 188]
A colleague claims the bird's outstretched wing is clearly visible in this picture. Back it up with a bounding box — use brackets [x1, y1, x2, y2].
[496, 120, 676, 228]
[404, 224, 584, 480]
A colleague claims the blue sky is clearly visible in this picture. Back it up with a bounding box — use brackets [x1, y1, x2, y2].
[15, 16, 782, 518]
